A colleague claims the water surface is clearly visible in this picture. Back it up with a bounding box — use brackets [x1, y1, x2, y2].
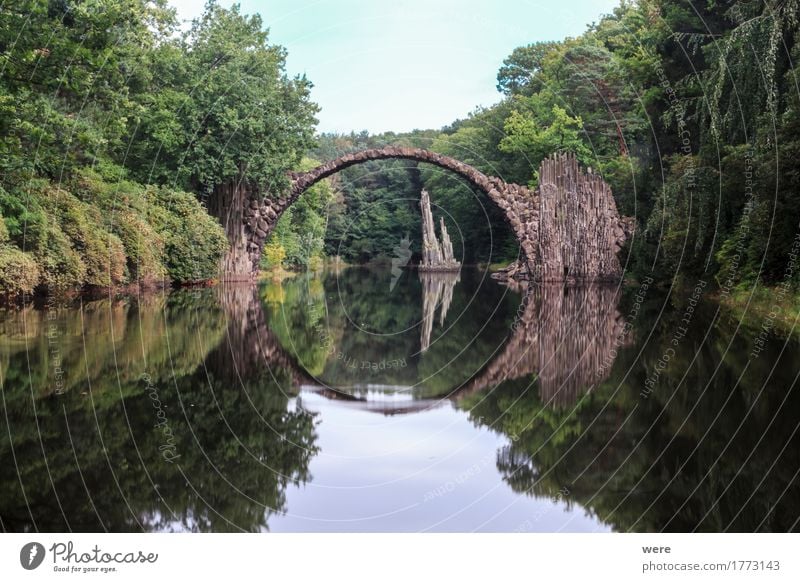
[1, 267, 798, 532]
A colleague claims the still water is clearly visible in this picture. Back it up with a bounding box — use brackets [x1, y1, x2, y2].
[1, 267, 798, 532]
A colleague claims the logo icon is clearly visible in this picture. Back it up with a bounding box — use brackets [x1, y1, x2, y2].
[390, 234, 412, 291]
[20, 542, 46, 570]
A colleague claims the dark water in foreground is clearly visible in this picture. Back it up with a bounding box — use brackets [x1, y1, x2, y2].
[1, 267, 798, 532]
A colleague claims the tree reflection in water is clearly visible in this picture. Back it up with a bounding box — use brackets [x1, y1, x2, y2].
[0, 287, 318, 532]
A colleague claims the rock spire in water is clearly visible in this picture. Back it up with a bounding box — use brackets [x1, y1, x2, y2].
[419, 189, 461, 272]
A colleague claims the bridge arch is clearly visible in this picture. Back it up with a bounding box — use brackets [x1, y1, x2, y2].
[237, 147, 632, 282]
[289, 146, 503, 198]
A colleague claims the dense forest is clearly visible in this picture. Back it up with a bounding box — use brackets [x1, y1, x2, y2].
[0, 0, 315, 295]
[2, 0, 800, 298]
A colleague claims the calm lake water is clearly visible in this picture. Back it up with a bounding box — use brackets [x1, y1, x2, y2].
[1, 267, 798, 532]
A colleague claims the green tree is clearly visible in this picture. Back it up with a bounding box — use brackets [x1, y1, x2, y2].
[129, 2, 317, 194]
[496, 41, 559, 96]
[499, 97, 593, 179]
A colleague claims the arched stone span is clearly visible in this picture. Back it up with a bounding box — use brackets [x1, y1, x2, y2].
[238, 147, 633, 282]
[289, 147, 501, 197]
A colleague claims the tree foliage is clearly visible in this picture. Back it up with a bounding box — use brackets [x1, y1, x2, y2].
[127, 1, 318, 195]
[0, 0, 316, 294]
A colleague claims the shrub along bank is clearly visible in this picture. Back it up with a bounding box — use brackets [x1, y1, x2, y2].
[0, 170, 227, 297]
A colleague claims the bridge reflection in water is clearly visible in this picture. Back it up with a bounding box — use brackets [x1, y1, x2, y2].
[452, 282, 628, 408]
[223, 272, 627, 412]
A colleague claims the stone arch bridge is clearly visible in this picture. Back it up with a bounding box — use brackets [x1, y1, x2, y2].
[227, 147, 633, 282]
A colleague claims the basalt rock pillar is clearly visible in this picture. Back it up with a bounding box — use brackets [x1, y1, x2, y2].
[419, 189, 461, 272]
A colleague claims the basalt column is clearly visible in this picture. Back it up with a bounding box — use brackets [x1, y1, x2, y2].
[537, 153, 630, 282]
[419, 189, 461, 272]
[208, 179, 290, 281]
[208, 181, 254, 281]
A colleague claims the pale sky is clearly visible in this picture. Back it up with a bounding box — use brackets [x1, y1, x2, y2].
[170, 0, 621, 134]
